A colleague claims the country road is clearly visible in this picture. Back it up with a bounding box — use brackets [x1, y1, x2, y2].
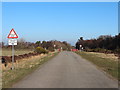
[13, 51, 118, 88]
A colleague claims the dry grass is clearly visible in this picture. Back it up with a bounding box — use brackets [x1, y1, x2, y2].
[2, 49, 33, 56]
[75, 51, 118, 80]
[0, 63, 2, 90]
[2, 54, 46, 71]
[87, 52, 118, 61]
[2, 52, 59, 88]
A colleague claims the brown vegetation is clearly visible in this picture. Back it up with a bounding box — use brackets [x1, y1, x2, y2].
[76, 34, 120, 54]
[1, 52, 40, 68]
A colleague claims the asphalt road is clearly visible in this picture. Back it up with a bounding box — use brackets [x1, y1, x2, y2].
[13, 51, 118, 88]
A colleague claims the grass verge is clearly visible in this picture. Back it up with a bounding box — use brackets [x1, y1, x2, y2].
[2, 52, 59, 88]
[2, 49, 33, 56]
[75, 51, 119, 80]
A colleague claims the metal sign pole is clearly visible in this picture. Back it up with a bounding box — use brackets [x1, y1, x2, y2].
[12, 43, 14, 70]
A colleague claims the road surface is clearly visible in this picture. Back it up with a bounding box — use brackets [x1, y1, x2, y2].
[13, 51, 118, 88]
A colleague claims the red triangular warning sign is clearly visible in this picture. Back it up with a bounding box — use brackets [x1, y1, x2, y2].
[7, 28, 18, 38]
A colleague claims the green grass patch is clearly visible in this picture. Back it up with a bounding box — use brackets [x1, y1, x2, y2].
[2, 52, 59, 88]
[75, 51, 119, 80]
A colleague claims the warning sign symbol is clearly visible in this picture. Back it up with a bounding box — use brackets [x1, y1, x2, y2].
[7, 28, 18, 38]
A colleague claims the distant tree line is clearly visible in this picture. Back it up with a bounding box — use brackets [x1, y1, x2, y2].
[1, 38, 35, 50]
[76, 34, 120, 53]
[35, 40, 73, 51]
[1, 39, 73, 52]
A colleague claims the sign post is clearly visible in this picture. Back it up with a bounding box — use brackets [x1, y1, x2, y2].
[7, 28, 18, 70]
[12, 43, 14, 70]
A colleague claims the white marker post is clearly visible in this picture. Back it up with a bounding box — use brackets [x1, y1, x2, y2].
[54, 44, 56, 51]
[80, 45, 82, 52]
[7, 28, 18, 70]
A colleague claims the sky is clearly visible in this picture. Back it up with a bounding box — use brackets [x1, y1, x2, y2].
[2, 2, 118, 46]
[0, 2, 2, 43]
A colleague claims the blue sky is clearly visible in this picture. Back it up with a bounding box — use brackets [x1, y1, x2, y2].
[2, 2, 118, 45]
[0, 2, 2, 41]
